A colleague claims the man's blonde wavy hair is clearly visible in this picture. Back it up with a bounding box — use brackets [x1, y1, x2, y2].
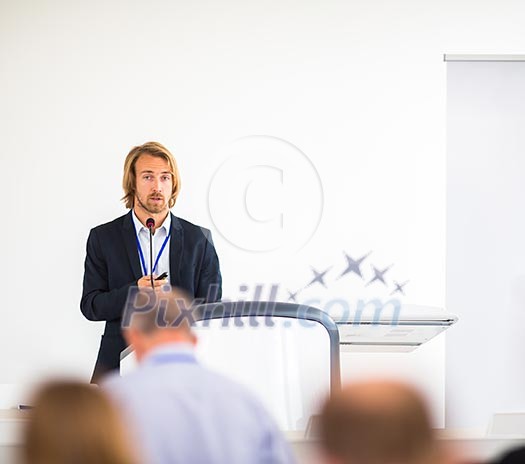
[121, 141, 181, 209]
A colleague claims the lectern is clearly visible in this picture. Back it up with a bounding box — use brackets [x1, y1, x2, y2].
[120, 301, 457, 430]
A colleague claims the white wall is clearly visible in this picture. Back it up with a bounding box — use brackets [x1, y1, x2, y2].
[1, 0, 525, 427]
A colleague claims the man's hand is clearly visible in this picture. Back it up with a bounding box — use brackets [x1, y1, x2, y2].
[137, 275, 168, 289]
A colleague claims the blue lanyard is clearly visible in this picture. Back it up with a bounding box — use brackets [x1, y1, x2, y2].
[150, 353, 197, 365]
[134, 225, 171, 276]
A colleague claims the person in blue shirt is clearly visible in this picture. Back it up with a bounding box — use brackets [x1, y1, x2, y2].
[103, 288, 295, 464]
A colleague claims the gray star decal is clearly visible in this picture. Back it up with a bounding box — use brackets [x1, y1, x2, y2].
[306, 267, 331, 288]
[366, 264, 392, 287]
[338, 251, 372, 280]
[287, 289, 300, 302]
[390, 280, 409, 295]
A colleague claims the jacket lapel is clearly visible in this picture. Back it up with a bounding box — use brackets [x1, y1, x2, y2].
[122, 210, 143, 281]
[169, 213, 184, 286]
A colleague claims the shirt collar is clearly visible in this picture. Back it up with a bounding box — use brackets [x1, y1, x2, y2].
[142, 342, 196, 365]
[132, 210, 171, 235]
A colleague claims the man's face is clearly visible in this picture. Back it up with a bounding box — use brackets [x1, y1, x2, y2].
[134, 154, 173, 215]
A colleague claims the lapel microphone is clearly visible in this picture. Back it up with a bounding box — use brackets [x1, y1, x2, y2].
[146, 218, 155, 288]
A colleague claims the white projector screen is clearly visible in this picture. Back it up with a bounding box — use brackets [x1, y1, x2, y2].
[447, 58, 525, 429]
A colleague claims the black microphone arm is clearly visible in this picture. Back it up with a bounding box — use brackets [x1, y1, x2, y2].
[146, 218, 155, 289]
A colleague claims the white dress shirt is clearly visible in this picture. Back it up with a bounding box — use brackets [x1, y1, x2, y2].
[132, 210, 171, 278]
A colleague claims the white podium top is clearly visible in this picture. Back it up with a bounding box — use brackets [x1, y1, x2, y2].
[333, 304, 457, 352]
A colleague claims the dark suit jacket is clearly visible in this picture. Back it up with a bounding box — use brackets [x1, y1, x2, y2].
[81, 211, 222, 383]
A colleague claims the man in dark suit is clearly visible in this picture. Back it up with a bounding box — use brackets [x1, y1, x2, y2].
[81, 141, 221, 383]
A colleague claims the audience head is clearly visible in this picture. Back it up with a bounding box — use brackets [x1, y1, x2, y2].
[22, 380, 137, 464]
[493, 447, 525, 464]
[122, 287, 197, 361]
[319, 380, 440, 464]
